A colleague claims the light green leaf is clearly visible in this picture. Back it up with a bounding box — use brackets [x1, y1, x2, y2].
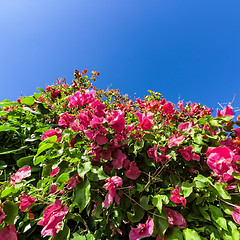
[214, 182, 231, 200]
[0, 125, 18, 132]
[74, 179, 91, 212]
[181, 182, 194, 198]
[209, 205, 228, 231]
[21, 96, 35, 106]
[77, 162, 91, 179]
[183, 228, 201, 240]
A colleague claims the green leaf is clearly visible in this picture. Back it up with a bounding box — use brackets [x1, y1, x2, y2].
[209, 205, 228, 231]
[36, 87, 45, 93]
[34, 92, 42, 99]
[152, 195, 168, 213]
[57, 173, 70, 189]
[214, 182, 231, 200]
[153, 209, 169, 238]
[0, 160, 7, 170]
[127, 204, 145, 223]
[140, 196, 152, 210]
[194, 174, 212, 184]
[228, 220, 240, 240]
[183, 228, 201, 240]
[166, 226, 184, 240]
[77, 162, 91, 179]
[2, 201, 18, 225]
[17, 155, 34, 167]
[21, 96, 35, 106]
[1, 186, 15, 198]
[0, 125, 18, 132]
[38, 103, 50, 114]
[33, 155, 46, 165]
[199, 206, 211, 221]
[193, 134, 204, 145]
[181, 182, 194, 198]
[86, 166, 108, 181]
[35, 142, 53, 158]
[54, 222, 70, 240]
[92, 197, 103, 218]
[74, 179, 91, 212]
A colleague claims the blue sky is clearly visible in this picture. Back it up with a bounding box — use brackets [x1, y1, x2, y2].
[1, 1, 240, 115]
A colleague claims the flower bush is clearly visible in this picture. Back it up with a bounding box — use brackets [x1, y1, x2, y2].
[0, 69, 240, 239]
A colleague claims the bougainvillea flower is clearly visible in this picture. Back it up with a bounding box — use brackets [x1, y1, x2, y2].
[125, 162, 141, 180]
[20, 192, 35, 211]
[177, 100, 184, 111]
[108, 111, 125, 133]
[0, 224, 18, 240]
[178, 122, 192, 133]
[95, 133, 108, 145]
[179, 146, 200, 161]
[233, 128, 240, 138]
[102, 176, 123, 207]
[49, 184, 58, 194]
[170, 185, 186, 206]
[38, 199, 69, 239]
[58, 112, 74, 128]
[162, 102, 175, 115]
[50, 167, 60, 177]
[112, 149, 127, 169]
[168, 135, 185, 148]
[217, 105, 234, 118]
[0, 206, 6, 224]
[68, 90, 96, 108]
[232, 206, 240, 225]
[136, 112, 153, 130]
[129, 216, 154, 240]
[42, 129, 62, 142]
[147, 144, 158, 161]
[163, 206, 187, 228]
[206, 146, 234, 180]
[66, 174, 82, 189]
[10, 166, 31, 186]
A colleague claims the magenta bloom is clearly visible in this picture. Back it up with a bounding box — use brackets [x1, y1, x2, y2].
[217, 105, 234, 118]
[136, 112, 153, 130]
[38, 199, 69, 239]
[168, 135, 185, 148]
[10, 166, 31, 186]
[147, 144, 158, 161]
[170, 185, 186, 206]
[68, 90, 96, 108]
[162, 102, 175, 115]
[163, 206, 187, 229]
[112, 149, 127, 169]
[206, 146, 234, 181]
[20, 192, 35, 211]
[232, 206, 240, 225]
[125, 162, 141, 180]
[42, 129, 62, 142]
[102, 176, 123, 207]
[0, 225, 18, 240]
[58, 112, 74, 128]
[66, 174, 82, 189]
[0, 206, 6, 224]
[50, 167, 60, 177]
[178, 122, 192, 133]
[179, 146, 200, 161]
[129, 216, 154, 240]
[49, 184, 58, 194]
[108, 111, 125, 133]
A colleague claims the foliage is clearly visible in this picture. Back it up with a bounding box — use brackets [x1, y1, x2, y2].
[1, 69, 240, 239]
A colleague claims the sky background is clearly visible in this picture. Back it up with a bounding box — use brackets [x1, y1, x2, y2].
[1, 1, 240, 115]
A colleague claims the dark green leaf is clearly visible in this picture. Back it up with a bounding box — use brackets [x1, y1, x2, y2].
[2, 201, 18, 225]
[127, 204, 145, 223]
[209, 205, 228, 231]
[153, 209, 169, 238]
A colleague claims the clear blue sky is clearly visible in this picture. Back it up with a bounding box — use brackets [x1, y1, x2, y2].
[1, 1, 240, 114]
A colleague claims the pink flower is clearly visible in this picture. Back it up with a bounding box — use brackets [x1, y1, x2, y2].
[125, 162, 141, 180]
[42, 129, 62, 142]
[10, 166, 31, 186]
[49, 184, 58, 194]
[129, 216, 154, 240]
[168, 135, 185, 148]
[162, 102, 175, 115]
[95, 133, 108, 145]
[179, 146, 200, 161]
[0, 206, 6, 224]
[50, 167, 60, 177]
[163, 206, 187, 228]
[233, 128, 240, 138]
[37, 199, 69, 239]
[217, 105, 234, 118]
[58, 112, 74, 128]
[178, 122, 192, 133]
[206, 146, 234, 181]
[20, 193, 35, 211]
[112, 149, 127, 169]
[136, 112, 153, 130]
[108, 111, 125, 133]
[102, 176, 123, 207]
[170, 185, 186, 206]
[232, 206, 240, 225]
[66, 174, 82, 189]
[0, 225, 18, 240]
[147, 145, 158, 161]
[177, 100, 184, 111]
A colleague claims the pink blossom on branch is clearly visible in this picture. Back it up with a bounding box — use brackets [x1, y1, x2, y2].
[42, 129, 62, 142]
[0, 224, 18, 240]
[179, 146, 200, 161]
[217, 105, 234, 118]
[0, 206, 6, 224]
[168, 134, 185, 148]
[129, 216, 154, 240]
[125, 162, 141, 180]
[20, 192, 35, 211]
[37, 199, 69, 239]
[232, 206, 240, 225]
[170, 185, 186, 206]
[50, 167, 60, 177]
[10, 166, 31, 186]
[102, 176, 123, 207]
[163, 206, 187, 228]
[108, 110, 125, 133]
[136, 112, 153, 130]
